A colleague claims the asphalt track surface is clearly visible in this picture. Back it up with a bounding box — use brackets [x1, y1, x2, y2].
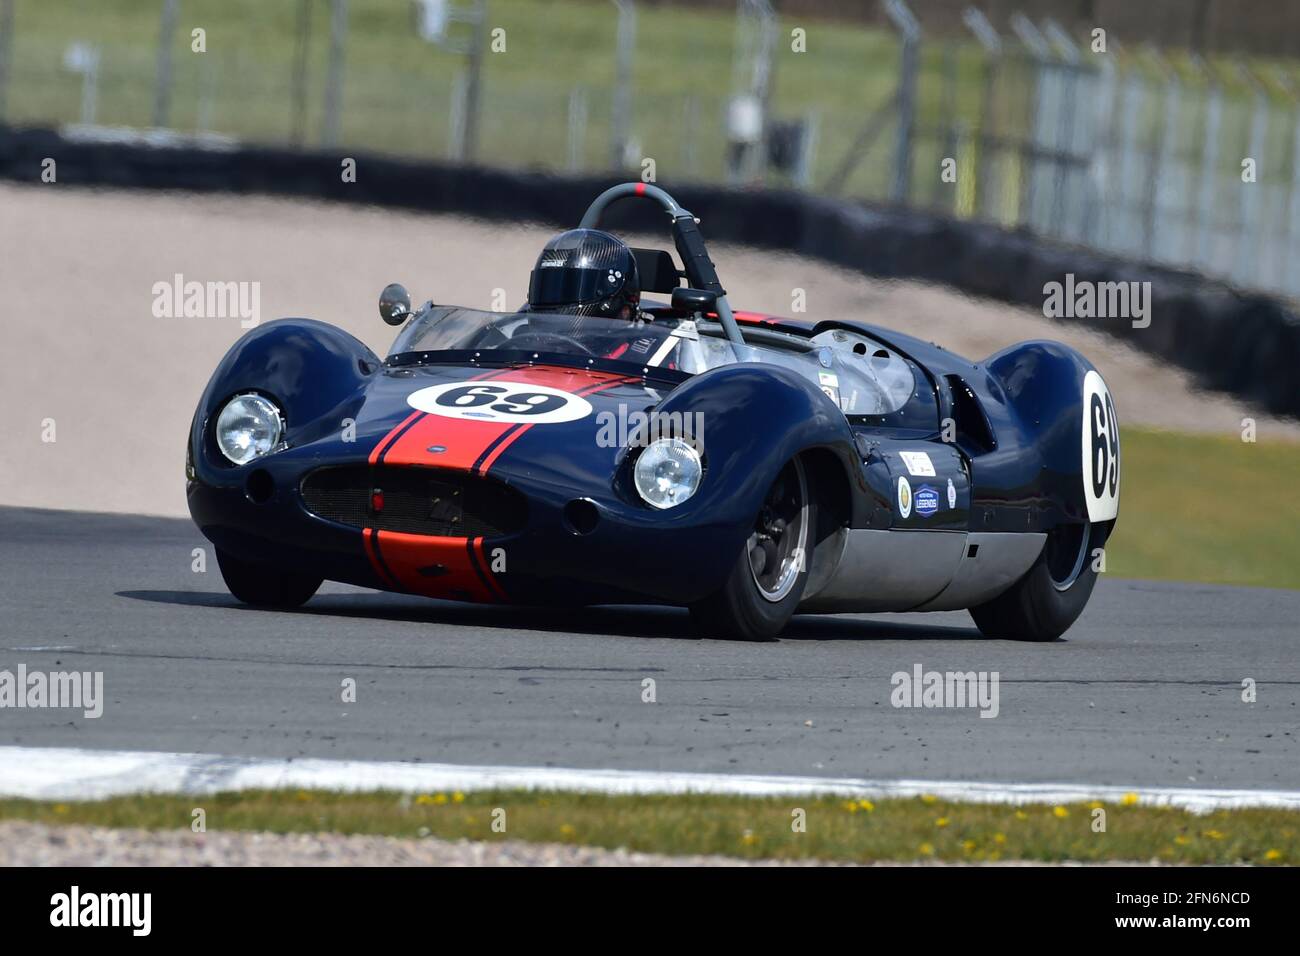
[2, 507, 1297, 791]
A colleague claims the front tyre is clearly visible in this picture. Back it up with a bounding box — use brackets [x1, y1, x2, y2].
[216, 548, 321, 609]
[969, 521, 1108, 641]
[690, 458, 815, 641]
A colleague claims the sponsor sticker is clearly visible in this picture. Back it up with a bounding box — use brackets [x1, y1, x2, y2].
[915, 483, 939, 518]
[897, 476, 912, 519]
[818, 371, 840, 405]
[947, 478, 956, 510]
[899, 450, 936, 477]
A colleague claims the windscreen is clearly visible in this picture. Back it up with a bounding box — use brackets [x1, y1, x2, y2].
[388, 306, 689, 363]
[388, 306, 919, 417]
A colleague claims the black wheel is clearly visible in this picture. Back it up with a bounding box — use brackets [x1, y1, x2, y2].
[969, 521, 1106, 641]
[216, 548, 321, 609]
[690, 458, 816, 641]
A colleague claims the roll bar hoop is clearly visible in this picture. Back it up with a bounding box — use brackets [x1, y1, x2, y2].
[578, 183, 745, 346]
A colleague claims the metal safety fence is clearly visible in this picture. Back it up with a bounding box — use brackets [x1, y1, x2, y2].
[0, 0, 1293, 299]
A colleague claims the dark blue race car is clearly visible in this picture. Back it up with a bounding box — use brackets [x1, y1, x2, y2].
[187, 183, 1120, 641]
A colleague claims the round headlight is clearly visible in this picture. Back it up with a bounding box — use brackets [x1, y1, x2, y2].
[215, 393, 284, 465]
[633, 438, 703, 509]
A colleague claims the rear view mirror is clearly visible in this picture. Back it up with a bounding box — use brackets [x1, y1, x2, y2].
[671, 287, 718, 314]
[379, 283, 412, 326]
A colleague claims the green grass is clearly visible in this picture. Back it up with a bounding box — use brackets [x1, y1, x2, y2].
[3, 788, 1296, 864]
[1106, 427, 1300, 590]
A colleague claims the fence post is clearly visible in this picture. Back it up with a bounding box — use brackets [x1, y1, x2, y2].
[1288, 91, 1300, 296]
[152, 0, 179, 128]
[1250, 66, 1298, 295]
[680, 93, 698, 177]
[321, 0, 347, 147]
[1083, 40, 1120, 247]
[290, 0, 313, 146]
[1043, 19, 1083, 239]
[1117, 65, 1149, 257]
[449, 69, 467, 161]
[1276, 68, 1300, 297]
[1144, 51, 1179, 262]
[796, 108, 820, 188]
[932, 39, 959, 210]
[567, 86, 588, 172]
[1010, 14, 1051, 232]
[963, 8, 1002, 222]
[1194, 67, 1222, 269]
[1034, 19, 1076, 238]
[196, 52, 216, 132]
[1235, 64, 1267, 288]
[0, 0, 14, 123]
[883, 0, 920, 205]
[63, 42, 101, 125]
[728, 0, 776, 183]
[462, 0, 485, 162]
[610, 0, 636, 169]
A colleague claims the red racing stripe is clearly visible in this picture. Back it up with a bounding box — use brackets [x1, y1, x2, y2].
[362, 365, 636, 601]
[467, 536, 510, 602]
[362, 527, 399, 590]
[372, 531, 497, 602]
[368, 410, 422, 466]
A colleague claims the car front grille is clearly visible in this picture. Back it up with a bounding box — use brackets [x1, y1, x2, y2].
[300, 465, 527, 538]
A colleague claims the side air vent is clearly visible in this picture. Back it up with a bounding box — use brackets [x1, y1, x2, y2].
[945, 375, 996, 454]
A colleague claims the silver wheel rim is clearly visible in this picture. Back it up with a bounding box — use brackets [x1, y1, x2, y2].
[748, 459, 810, 603]
[1047, 522, 1092, 592]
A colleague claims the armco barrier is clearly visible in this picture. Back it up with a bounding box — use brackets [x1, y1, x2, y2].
[2, 124, 1296, 418]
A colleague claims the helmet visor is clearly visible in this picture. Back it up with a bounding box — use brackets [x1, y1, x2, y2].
[528, 267, 619, 308]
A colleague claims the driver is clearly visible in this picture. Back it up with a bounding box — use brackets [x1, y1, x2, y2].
[525, 228, 641, 322]
[521, 228, 684, 366]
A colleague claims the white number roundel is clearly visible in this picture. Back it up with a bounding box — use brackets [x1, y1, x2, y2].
[407, 381, 594, 424]
[1080, 370, 1120, 522]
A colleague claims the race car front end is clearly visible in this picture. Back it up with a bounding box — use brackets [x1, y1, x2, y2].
[187, 356, 766, 610]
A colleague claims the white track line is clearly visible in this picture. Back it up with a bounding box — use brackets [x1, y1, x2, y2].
[2, 746, 1298, 814]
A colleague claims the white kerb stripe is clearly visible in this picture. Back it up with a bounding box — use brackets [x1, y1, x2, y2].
[1, 746, 1298, 814]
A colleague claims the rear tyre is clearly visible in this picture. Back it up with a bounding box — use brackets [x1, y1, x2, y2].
[216, 548, 321, 609]
[969, 521, 1107, 641]
[690, 458, 816, 641]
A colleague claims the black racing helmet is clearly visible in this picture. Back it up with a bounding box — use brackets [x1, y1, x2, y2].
[526, 228, 640, 318]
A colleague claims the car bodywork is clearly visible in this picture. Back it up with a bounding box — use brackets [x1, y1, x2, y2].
[188, 183, 1119, 633]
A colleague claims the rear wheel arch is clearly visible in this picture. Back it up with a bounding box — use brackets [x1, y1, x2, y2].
[794, 448, 855, 607]
[799, 447, 852, 534]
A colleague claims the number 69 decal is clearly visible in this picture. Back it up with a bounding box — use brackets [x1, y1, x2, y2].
[407, 381, 594, 424]
[1080, 370, 1120, 522]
